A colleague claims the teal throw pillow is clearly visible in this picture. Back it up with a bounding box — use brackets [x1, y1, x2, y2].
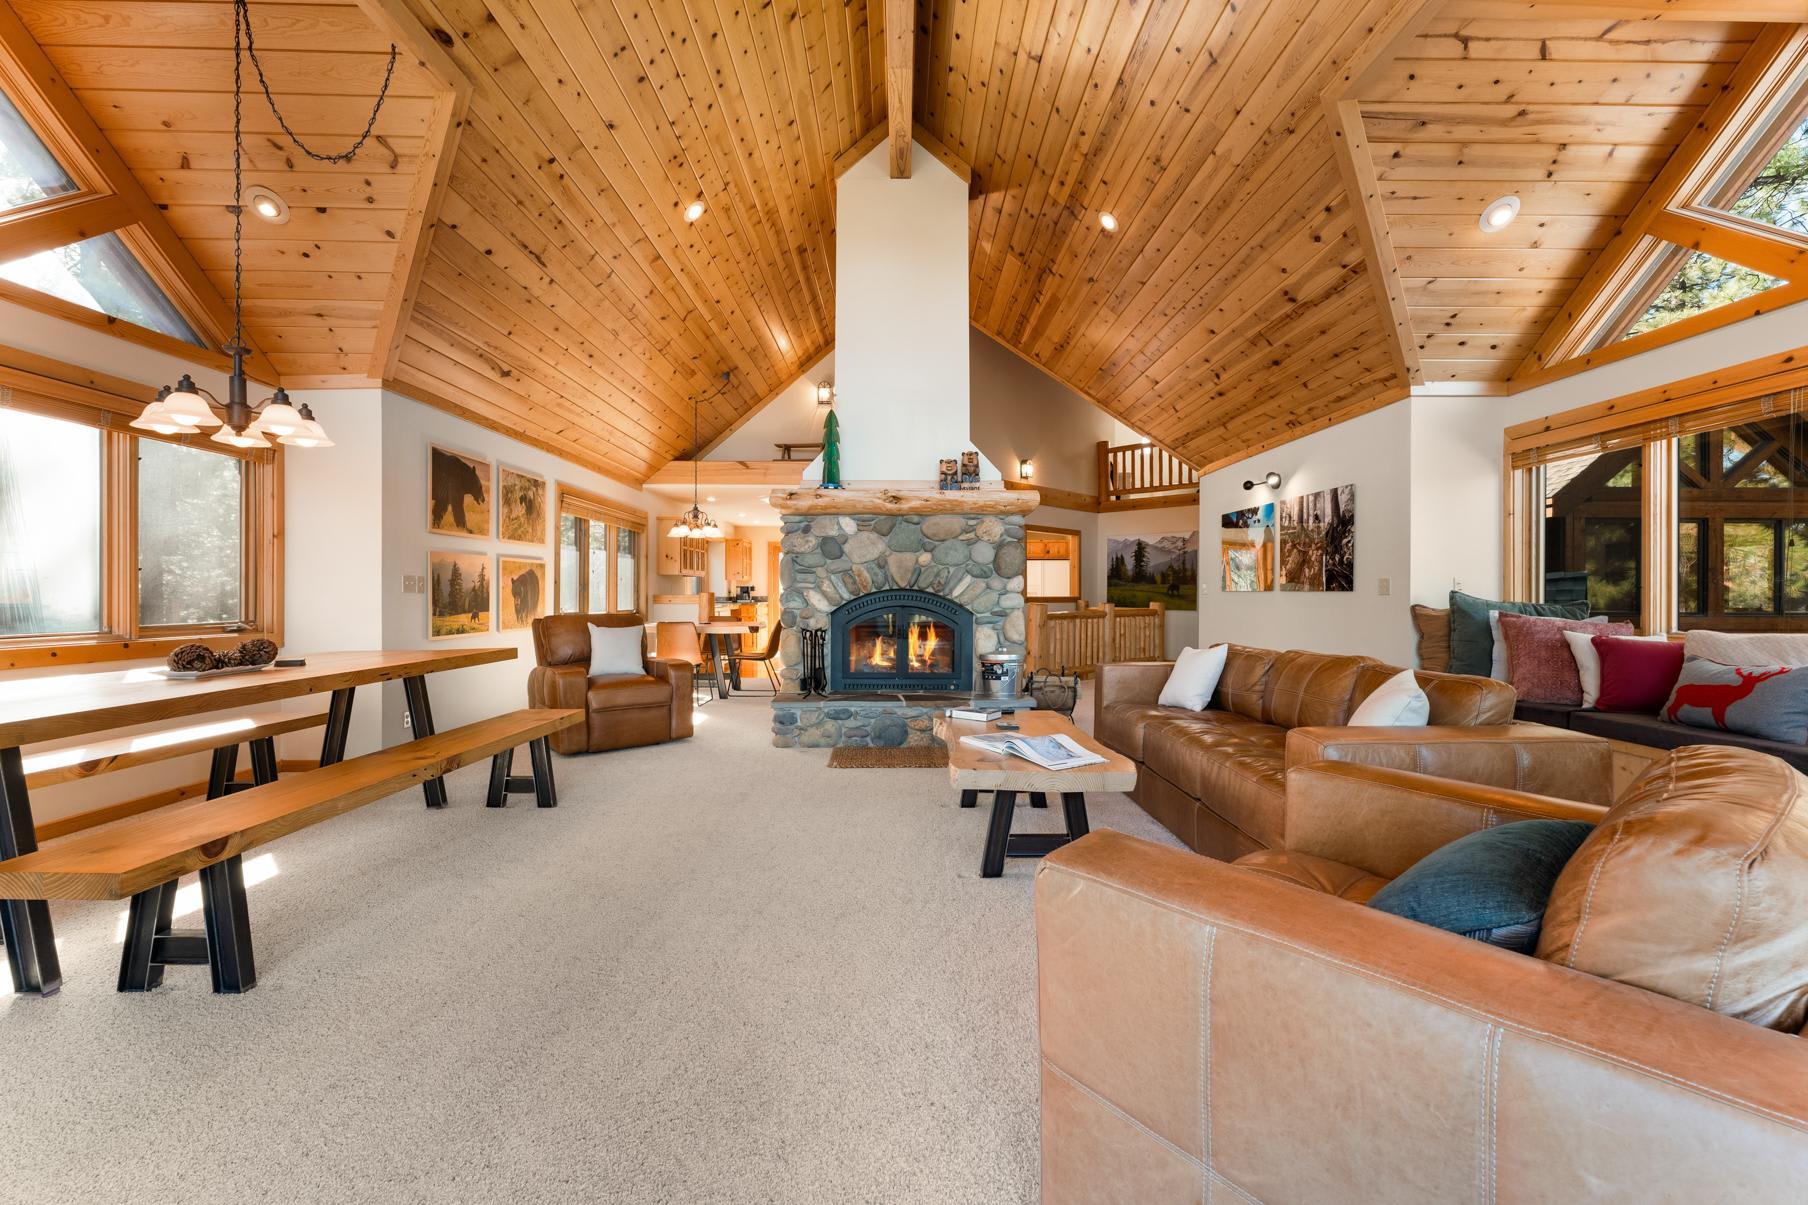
[1447, 590, 1588, 678]
[1368, 819, 1595, 953]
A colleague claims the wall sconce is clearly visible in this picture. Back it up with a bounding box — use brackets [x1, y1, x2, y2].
[1242, 471, 1282, 491]
[815, 379, 835, 406]
[1019, 458, 1035, 480]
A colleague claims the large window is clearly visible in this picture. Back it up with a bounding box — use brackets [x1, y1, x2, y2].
[1510, 365, 1808, 634]
[555, 486, 646, 615]
[0, 370, 279, 656]
[0, 233, 204, 348]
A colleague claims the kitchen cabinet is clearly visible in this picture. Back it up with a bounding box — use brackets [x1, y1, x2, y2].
[656, 517, 709, 578]
[725, 538, 753, 586]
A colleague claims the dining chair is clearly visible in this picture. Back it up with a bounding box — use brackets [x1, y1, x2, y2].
[723, 621, 783, 695]
[654, 621, 713, 705]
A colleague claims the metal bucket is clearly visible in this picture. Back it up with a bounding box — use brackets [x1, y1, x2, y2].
[977, 652, 1025, 700]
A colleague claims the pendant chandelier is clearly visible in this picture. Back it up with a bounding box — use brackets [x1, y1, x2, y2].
[133, 0, 397, 449]
[668, 373, 733, 540]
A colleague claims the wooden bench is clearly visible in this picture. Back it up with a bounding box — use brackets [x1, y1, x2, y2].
[0, 708, 580, 994]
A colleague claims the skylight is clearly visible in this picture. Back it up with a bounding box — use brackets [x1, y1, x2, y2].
[1618, 247, 1782, 342]
[1717, 111, 1808, 238]
[0, 87, 77, 214]
[0, 232, 205, 347]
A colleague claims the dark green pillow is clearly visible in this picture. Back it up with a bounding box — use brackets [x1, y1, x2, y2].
[1447, 590, 1589, 677]
[1368, 820, 1595, 953]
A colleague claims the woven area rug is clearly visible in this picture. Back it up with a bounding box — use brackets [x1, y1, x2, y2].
[826, 745, 949, 769]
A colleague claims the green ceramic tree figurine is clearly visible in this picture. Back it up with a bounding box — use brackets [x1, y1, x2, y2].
[821, 407, 843, 489]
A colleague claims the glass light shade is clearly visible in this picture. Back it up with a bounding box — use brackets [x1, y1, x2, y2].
[255, 399, 305, 437]
[129, 400, 198, 435]
[211, 425, 270, 449]
[278, 418, 334, 448]
[160, 386, 222, 428]
[668, 520, 693, 538]
[701, 523, 723, 539]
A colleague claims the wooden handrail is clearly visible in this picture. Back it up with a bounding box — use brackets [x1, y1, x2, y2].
[1026, 600, 1166, 678]
[1099, 441, 1199, 502]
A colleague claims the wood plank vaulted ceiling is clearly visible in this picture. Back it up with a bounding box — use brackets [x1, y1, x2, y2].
[10, 0, 1800, 484]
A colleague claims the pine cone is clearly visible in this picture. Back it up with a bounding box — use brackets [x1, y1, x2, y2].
[214, 646, 244, 669]
[167, 643, 218, 673]
[236, 638, 279, 666]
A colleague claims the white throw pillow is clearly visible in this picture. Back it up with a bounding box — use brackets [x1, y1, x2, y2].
[1562, 629, 1671, 709]
[1158, 644, 1228, 711]
[1684, 629, 1808, 667]
[1348, 668, 1430, 727]
[587, 622, 646, 676]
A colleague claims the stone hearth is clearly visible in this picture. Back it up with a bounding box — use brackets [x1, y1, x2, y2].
[770, 489, 1037, 748]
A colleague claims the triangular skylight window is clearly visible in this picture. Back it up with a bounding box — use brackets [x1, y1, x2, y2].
[1717, 110, 1808, 238]
[0, 87, 78, 214]
[0, 233, 204, 347]
[1618, 247, 1782, 341]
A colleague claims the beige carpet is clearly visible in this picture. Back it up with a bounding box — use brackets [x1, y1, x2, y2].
[0, 691, 1180, 1204]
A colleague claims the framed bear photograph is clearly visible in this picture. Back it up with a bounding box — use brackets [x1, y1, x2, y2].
[428, 444, 493, 538]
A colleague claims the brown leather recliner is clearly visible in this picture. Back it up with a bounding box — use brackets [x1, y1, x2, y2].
[528, 613, 694, 754]
[1035, 747, 1808, 1202]
[1094, 645, 1616, 860]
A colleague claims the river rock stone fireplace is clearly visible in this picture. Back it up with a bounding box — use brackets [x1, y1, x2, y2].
[769, 488, 1036, 748]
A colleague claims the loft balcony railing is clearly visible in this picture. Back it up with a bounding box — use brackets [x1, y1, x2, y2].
[1098, 440, 1199, 506]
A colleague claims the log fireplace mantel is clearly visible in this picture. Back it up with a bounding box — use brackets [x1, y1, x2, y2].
[768, 487, 1040, 516]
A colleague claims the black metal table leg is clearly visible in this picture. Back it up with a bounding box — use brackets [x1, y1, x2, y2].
[200, 856, 256, 994]
[486, 750, 511, 808]
[0, 745, 59, 996]
[320, 687, 355, 766]
[960, 789, 978, 809]
[402, 675, 449, 809]
[529, 737, 557, 808]
[1061, 792, 1090, 842]
[981, 790, 1018, 878]
[708, 633, 731, 699]
[248, 737, 279, 785]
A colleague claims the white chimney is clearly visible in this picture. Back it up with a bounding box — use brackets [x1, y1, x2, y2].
[828, 138, 996, 486]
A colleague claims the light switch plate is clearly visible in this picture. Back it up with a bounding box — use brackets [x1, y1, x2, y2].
[1377, 577, 1391, 596]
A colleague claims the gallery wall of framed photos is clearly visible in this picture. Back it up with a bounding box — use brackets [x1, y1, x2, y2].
[424, 440, 554, 639]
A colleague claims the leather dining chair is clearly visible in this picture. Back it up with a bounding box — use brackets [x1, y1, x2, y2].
[724, 621, 783, 695]
[655, 620, 713, 704]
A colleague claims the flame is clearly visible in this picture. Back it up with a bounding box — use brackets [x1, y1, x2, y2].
[908, 619, 940, 672]
[863, 632, 895, 670]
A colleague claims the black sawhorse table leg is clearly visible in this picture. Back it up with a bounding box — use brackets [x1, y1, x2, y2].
[0, 744, 59, 996]
[117, 741, 278, 994]
[962, 791, 1047, 809]
[402, 675, 449, 809]
[486, 737, 558, 808]
[980, 791, 1090, 878]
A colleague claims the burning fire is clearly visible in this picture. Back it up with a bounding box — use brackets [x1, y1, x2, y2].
[908, 619, 940, 671]
[856, 618, 946, 673]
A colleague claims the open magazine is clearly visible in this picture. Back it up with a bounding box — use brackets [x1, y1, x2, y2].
[958, 731, 1105, 771]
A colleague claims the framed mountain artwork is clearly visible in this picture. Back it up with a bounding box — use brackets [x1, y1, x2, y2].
[1107, 530, 1199, 611]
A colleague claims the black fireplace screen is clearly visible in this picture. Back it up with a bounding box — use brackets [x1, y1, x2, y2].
[827, 590, 973, 693]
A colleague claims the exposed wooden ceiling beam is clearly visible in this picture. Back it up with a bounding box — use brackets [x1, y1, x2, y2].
[0, 193, 133, 265]
[885, 0, 913, 178]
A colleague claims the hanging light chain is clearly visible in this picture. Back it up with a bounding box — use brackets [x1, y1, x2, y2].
[237, 0, 397, 165]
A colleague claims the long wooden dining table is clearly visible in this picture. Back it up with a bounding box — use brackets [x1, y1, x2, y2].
[0, 648, 514, 996]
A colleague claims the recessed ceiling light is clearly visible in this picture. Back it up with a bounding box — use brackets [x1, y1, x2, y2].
[1098, 211, 1118, 232]
[1478, 195, 1520, 234]
[706, 495, 716, 502]
[683, 199, 706, 223]
[245, 185, 289, 225]
[737, 512, 746, 518]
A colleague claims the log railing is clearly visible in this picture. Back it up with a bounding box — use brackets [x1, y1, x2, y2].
[1099, 440, 1199, 502]
[1025, 600, 1167, 677]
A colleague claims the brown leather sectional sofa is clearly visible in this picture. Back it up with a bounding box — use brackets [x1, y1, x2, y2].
[1094, 646, 1616, 859]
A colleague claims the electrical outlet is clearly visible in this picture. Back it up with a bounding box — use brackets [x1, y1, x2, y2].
[402, 712, 411, 730]
[1377, 577, 1391, 596]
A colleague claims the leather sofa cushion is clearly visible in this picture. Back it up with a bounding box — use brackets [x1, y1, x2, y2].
[1538, 745, 1808, 1032]
[1262, 650, 1367, 728]
[1234, 849, 1388, 902]
[1213, 644, 1276, 721]
[1143, 713, 1287, 848]
[586, 674, 671, 711]
[1355, 662, 1516, 727]
[1570, 710, 1808, 774]
[1097, 702, 1176, 762]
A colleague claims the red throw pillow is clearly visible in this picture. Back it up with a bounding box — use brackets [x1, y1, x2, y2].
[1594, 635, 1685, 714]
[1498, 612, 1635, 705]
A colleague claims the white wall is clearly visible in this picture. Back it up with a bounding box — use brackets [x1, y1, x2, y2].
[834, 139, 992, 482]
[707, 349, 834, 461]
[1197, 401, 1416, 664]
[375, 390, 668, 746]
[969, 327, 1117, 496]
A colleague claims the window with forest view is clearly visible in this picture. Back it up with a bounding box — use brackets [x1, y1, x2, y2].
[1618, 250, 1782, 340]
[0, 232, 204, 347]
[0, 409, 101, 636]
[556, 492, 644, 615]
[1539, 448, 1643, 624]
[138, 439, 245, 627]
[0, 87, 77, 214]
[1675, 421, 1808, 626]
[1717, 109, 1808, 237]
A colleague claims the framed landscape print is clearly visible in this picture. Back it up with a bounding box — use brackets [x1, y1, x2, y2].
[1106, 531, 1199, 611]
[428, 444, 492, 538]
[498, 466, 547, 545]
[1278, 484, 1356, 592]
[1220, 503, 1275, 592]
[498, 557, 547, 631]
[429, 550, 491, 637]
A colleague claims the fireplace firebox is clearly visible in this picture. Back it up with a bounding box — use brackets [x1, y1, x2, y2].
[828, 589, 973, 694]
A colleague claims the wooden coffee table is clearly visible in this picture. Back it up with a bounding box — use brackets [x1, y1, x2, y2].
[932, 711, 1138, 877]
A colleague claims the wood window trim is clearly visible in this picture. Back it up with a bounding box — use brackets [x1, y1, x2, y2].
[1503, 343, 1808, 635]
[0, 348, 282, 670]
[553, 483, 648, 617]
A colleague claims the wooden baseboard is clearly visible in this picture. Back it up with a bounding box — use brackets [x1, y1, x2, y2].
[36, 758, 320, 843]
